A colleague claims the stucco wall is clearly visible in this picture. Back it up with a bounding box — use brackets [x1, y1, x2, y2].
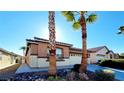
[37, 43, 48, 58]
[96, 47, 108, 56]
[29, 42, 70, 58]
[0, 52, 16, 69]
[28, 55, 82, 68]
[31, 44, 38, 55]
[88, 47, 109, 63]
[108, 52, 115, 59]
[87, 53, 97, 63]
[29, 55, 38, 67]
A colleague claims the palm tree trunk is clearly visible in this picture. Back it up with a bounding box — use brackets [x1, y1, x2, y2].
[80, 14, 87, 73]
[48, 11, 57, 75]
[22, 49, 25, 64]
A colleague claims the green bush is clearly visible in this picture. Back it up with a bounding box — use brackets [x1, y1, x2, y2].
[71, 64, 81, 73]
[99, 59, 124, 70]
[94, 69, 115, 81]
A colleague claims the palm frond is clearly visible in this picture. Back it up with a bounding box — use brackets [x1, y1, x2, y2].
[118, 26, 124, 34]
[80, 11, 87, 14]
[61, 11, 69, 16]
[66, 14, 74, 21]
[117, 32, 122, 34]
[20, 46, 26, 50]
[72, 21, 81, 30]
[86, 14, 97, 23]
[119, 26, 124, 31]
[61, 11, 75, 22]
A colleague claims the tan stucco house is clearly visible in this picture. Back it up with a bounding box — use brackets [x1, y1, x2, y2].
[0, 48, 21, 69]
[25, 37, 119, 68]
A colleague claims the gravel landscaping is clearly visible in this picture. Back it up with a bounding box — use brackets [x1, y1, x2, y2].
[0, 69, 96, 81]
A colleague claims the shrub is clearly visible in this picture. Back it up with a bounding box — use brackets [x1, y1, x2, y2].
[94, 69, 115, 81]
[72, 64, 81, 73]
[99, 59, 124, 70]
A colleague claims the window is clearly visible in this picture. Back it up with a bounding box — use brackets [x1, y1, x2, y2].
[47, 48, 63, 59]
[56, 48, 62, 59]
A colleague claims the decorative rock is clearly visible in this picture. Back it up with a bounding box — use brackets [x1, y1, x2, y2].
[79, 73, 89, 80]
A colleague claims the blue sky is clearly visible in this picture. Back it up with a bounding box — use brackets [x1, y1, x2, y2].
[0, 11, 124, 55]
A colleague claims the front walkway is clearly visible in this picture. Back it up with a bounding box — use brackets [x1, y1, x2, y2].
[16, 63, 73, 74]
[16, 63, 124, 80]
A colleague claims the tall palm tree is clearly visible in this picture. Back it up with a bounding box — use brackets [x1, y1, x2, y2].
[48, 11, 56, 75]
[62, 11, 97, 73]
[118, 26, 124, 34]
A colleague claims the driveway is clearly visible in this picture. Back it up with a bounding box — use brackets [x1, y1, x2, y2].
[0, 63, 21, 80]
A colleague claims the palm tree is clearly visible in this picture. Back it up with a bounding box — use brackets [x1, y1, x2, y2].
[20, 46, 26, 63]
[20, 46, 26, 56]
[62, 11, 97, 73]
[118, 26, 124, 34]
[48, 11, 56, 75]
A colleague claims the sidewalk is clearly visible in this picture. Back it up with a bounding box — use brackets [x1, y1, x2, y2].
[16, 63, 73, 74]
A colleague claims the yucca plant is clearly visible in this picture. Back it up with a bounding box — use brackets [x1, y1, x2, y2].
[62, 11, 97, 73]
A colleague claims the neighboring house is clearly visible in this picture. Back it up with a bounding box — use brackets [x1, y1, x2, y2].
[0, 48, 22, 69]
[25, 37, 119, 68]
[114, 53, 120, 59]
[87, 46, 115, 63]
